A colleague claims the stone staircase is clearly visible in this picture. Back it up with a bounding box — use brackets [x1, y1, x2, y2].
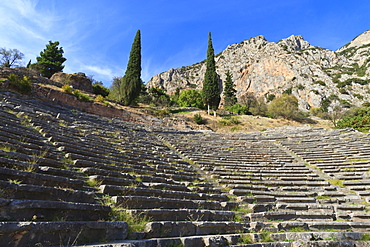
[1, 92, 370, 246]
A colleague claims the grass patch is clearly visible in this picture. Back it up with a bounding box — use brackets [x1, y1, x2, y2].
[361, 233, 370, 241]
[260, 232, 274, 242]
[328, 179, 344, 188]
[8, 179, 21, 184]
[85, 178, 103, 188]
[110, 208, 152, 233]
[238, 234, 253, 244]
[0, 145, 16, 152]
[289, 226, 307, 232]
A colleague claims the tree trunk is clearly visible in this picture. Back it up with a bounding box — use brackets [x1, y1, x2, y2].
[207, 104, 210, 115]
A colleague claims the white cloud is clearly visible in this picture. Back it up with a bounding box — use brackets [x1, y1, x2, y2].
[82, 65, 114, 78]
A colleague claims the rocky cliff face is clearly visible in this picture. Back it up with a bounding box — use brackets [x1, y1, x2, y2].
[147, 31, 370, 111]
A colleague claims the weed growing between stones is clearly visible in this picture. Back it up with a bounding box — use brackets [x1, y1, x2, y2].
[289, 226, 307, 232]
[237, 234, 254, 244]
[260, 232, 274, 242]
[361, 233, 370, 241]
[85, 178, 103, 188]
[109, 208, 152, 233]
[0, 145, 16, 152]
[328, 179, 344, 188]
[8, 179, 21, 184]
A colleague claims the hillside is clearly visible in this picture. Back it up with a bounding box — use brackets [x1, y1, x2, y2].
[2, 87, 370, 246]
[147, 30, 370, 111]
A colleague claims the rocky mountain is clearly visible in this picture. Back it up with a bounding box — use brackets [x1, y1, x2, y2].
[147, 30, 370, 111]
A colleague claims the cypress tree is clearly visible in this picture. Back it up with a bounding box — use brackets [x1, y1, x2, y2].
[223, 70, 237, 107]
[120, 30, 142, 106]
[202, 32, 220, 115]
[35, 41, 66, 78]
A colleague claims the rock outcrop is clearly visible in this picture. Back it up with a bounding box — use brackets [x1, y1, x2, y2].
[51, 72, 93, 93]
[147, 31, 370, 111]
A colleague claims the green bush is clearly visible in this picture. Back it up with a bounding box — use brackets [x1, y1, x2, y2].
[337, 106, 370, 132]
[219, 116, 241, 126]
[313, 80, 326, 86]
[72, 89, 91, 102]
[177, 89, 203, 109]
[92, 83, 110, 97]
[267, 94, 300, 119]
[7, 74, 32, 93]
[193, 113, 203, 124]
[62, 84, 73, 94]
[224, 103, 248, 115]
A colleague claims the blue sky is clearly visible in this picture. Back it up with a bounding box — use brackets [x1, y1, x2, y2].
[1, 0, 369, 87]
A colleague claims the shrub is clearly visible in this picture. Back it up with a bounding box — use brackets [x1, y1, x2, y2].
[177, 89, 203, 109]
[193, 113, 203, 124]
[219, 116, 241, 126]
[224, 103, 248, 115]
[72, 89, 91, 102]
[7, 74, 32, 93]
[337, 116, 370, 132]
[313, 80, 326, 86]
[92, 83, 110, 97]
[62, 84, 73, 94]
[267, 94, 300, 119]
[95, 94, 105, 102]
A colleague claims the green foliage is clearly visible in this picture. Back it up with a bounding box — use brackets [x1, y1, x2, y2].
[119, 30, 142, 105]
[92, 83, 110, 97]
[7, 74, 32, 93]
[354, 93, 364, 100]
[0, 47, 24, 67]
[282, 87, 292, 95]
[219, 116, 241, 126]
[337, 115, 370, 132]
[328, 179, 344, 188]
[62, 84, 73, 94]
[224, 103, 248, 115]
[361, 233, 370, 241]
[320, 98, 331, 113]
[313, 80, 326, 86]
[178, 89, 203, 108]
[260, 232, 274, 242]
[265, 94, 276, 102]
[336, 77, 369, 88]
[267, 94, 300, 119]
[109, 208, 152, 233]
[202, 32, 220, 112]
[148, 87, 172, 106]
[72, 89, 91, 102]
[34, 41, 66, 78]
[238, 234, 253, 244]
[193, 113, 203, 124]
[223, 70, 237, 107]
[108, 77, 122, 101]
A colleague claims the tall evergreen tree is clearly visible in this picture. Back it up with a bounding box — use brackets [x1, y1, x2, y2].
[202, 32, 220, 115]
[223, 70, 237, 107]
[120, 30, 142, 105]
[35, 41, 66, 78]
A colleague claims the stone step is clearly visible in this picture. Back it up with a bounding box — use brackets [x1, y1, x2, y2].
[0, 180, 96, 203]
[112, 196, 238, 210]
[126, 209, 235, 221]
[0, 198, 110, 221]
[0, 166, 85, 190]
[144, 221, 249, 238]
[0, 221, 128, 247]
[249, 211, 335, 222]
[100, 185, 228, 201]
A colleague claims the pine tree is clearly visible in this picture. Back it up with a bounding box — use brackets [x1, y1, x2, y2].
[120, 30, 142, 105]
[35, 41, 66, 78]
[223, 70, 237, 107]
[202, 32, 220, 115]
